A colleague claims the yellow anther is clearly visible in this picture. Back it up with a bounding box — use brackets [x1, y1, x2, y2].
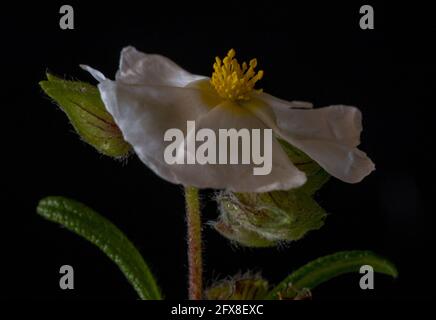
[211, 49, 264, 101]
[228, 48, 236, 58]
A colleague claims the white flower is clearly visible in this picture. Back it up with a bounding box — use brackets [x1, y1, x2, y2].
[81, 47, 374, 192]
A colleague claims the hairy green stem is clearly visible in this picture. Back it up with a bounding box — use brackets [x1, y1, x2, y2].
[185, 186, 203, 300]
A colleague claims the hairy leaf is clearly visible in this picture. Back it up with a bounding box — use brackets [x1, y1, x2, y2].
[37, 196, 162, 300]
[268, 250, 398, 299]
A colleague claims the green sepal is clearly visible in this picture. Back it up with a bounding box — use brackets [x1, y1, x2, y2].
[40, 73, 131, 158]
[211, 208, 277, 248]
[206, 273, 269, 300]
[278, 139, 330, 195]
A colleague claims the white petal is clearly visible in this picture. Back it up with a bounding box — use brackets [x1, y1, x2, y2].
[115, 46, 206, 87]
[271, 104, 375, 183]
[80, 64, 106, 82]
[258, 92, 313, 109]
[179, 101, 307, 192]
[98, 80, 306, 192]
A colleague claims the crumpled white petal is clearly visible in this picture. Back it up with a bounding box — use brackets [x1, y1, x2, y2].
[179, 101, 306, 192]
[269, 104, 375, 183]
[96, 77, 306, 192]
[115, 46, 206, 87]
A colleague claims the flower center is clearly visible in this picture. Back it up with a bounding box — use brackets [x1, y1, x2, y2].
[211, 49, 264, 101]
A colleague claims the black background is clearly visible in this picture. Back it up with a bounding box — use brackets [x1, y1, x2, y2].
[0, 2, 433, 300]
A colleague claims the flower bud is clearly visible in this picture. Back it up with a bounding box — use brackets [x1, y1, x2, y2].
[205, 273, 269, 300]
[213, 189, 326, 247]
[40, 73, 131, 158]
[212, 140, 329, 247]
[212, 213, 277, 248]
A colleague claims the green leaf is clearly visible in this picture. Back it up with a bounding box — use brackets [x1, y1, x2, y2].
[267, 250, 398, 299]
[37, 196, 162, 300]
[39, 73, 131, 158]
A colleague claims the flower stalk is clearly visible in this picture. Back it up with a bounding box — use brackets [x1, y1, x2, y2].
[184, 186, 203, 300]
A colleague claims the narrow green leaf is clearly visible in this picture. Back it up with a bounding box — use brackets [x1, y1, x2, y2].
[267, 250, 398, 299]
[39, 73, 131, 158]
[37, 196, 162, 300]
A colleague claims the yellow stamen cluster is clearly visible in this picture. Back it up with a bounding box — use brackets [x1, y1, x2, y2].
[211, 49, 264, 101]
